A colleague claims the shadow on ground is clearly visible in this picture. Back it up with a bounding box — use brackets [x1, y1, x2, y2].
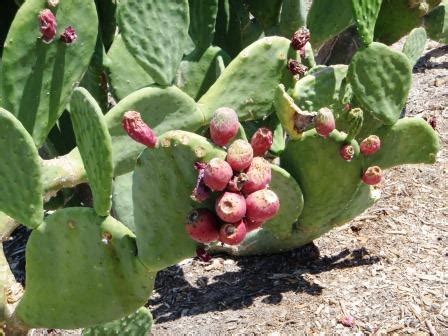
[149, 245, 380, 323]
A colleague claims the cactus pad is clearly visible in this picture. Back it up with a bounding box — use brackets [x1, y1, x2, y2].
[198, 36, 294, 122]
[279, 0, 307, 38]
[351, 0, 383, 45]
[118, 0, 189, 86]
[2, 0, 98, 146]
[16, 208, 155, 328]
[83, 307, 153, 336]
[424, 0, 448, 43]
[133, 131, 225, 271]
[70, 88, 113, 216]
[402, 27, 427, 67]
[188, 0, 219, 52]
[112, 172, 135, 233]
[105, 86, 204, 176]
[348, 42, 412, 125]
[0, 108, 42, 228]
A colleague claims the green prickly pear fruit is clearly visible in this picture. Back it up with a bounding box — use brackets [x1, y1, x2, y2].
[346, 108, 364, 141]
[185, 209, 220, 243]
[291, 27, 310, 52]
[226, 140, 254, 171]
[314, 108, 336, 138]
[122, 111, 157, 148]
[340, 144, 355, 161]
[287, 59, 308, 77]
[219, 220, 247, 245]
[60, 26, 77, 44]
[209, 107, 239, 146]
[203, 158, 233, 191]
[191, 162, 211, 203]
[360, 135, 381, 156]
[245, 189, 280, 222]
[215, 192, 247, 223]
[242, 157, 272, 195]
[251, 127, 273, 157]
[362, 166, 382, 185]
[38, 9, 57, 43]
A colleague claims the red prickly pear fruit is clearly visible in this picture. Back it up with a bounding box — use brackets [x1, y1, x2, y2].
[360, 135, 381, 156]
[362, 166, 382, 185]
[340, 144, 355, 162]
[226, 140, 254, 171]
[227, 173, 248, 193]
[250, 127, 273, 157]
[219, 220, 247, 245]
[287, 59, 308, 77]
[215, 192, 246, 223]
[191, 162, 211, 203]
[314, 108, 335, 138]
[60, 26, 77, 44]
[185, 209, 219, 243]
[291, 27, 310, 51]
[242, 157, 271, 195]
[209, 107, 239, 146]
[203, 158, 233, 191]
[245, 189, 280, 222]
[38, 9, 57, 43]
[122, 111, 157, 147]
[245, 218, 265, 232]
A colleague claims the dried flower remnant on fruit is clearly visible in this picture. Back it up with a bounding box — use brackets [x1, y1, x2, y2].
[340, 144, 355, 161]
[60, 26, 77, 44]
[287, 59, 308, 77]
[291, 27, 310, 51]
[191, 162, 211, 203]
[227, 173, 248, 193]
[362, 166, 382, 185]
[38, 9, 57, 43]
[122, 111, 157, 147]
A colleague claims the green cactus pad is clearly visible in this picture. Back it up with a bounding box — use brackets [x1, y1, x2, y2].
[2, 0, 98, 146]
[133, 131, 225, 271]
[292, 65, 350, 112]
[279, 0, 307, 38]
[307, 0, 354, 49]
[105, 86, 204, 176]
[402, 27, 427, 67]
[281, 130, 363, 231]
[16, 208, 155, 329]
[348, 42, 412, 125]
[263, 165, 304, 239]
[112, 172, 135, 233]
[95, 0, 117, 50]
[83, 307, 153, 336]
[365, 117, 439, 169]
[188, 0, 219, 52]
[176, 46, 230, 100]
[198, 36, 294, 122]
[70, 88, 113, 216]
[351, 0, 383, 45]
[118, 0, 189, 86]
[424, 0, 448, 43]
[0, 108, 43, 228]
[107, 35, 154, 101]
[243, 0, 282, 30]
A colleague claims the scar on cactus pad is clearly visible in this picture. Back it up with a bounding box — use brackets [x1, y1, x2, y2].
[122, 111, 157, 147]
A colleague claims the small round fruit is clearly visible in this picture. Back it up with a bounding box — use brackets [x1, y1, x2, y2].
[185, 209, 219, 243]
[203, 158, 233, 191]
[245, 189, 280, 222]
[362, 166, 382, 185]
[360, 135, 381, 156]
[219, 220, 247, 245]
[209, 107, 239, 146]
[250, 127, 273, 157]
[226, 140, 253, 171]
[242, 157, 272, 195]
[215, 192, 246, 223]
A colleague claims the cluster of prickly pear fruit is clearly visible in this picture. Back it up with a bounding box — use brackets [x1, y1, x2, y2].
[186, 107, 279, 246]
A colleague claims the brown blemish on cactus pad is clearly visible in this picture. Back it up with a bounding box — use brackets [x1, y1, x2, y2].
[67, 220, 75, 229]
[160, 138, 171, 148]
[194, 146, 206, 158]
[102, 232, 112, 244]
[180, 134, 190, 145]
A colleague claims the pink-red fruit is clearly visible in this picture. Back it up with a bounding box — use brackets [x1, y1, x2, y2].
[215, 192, 246, 223]
[251, 128, 273, 157]
[60, 26, 77, 44]
[219, 220, 247, 245]
[314, 108, 335, 138]
[340, 144, 355, 161]
[246, 189, 280, 222]
[226, 140, 253, 171]
[38, 9, 57, 43]
[185, 209, 219, 243]
[209, 107, 239, 146]
[122, 111, 157, 147]
[360, 135, 381, 156]
[287, 59, 308, 77]
[242, 157, 272, 195]
[362, 166, 382, 185]
[203, 158, 233, 191]
[291, 27, 310, 51]
[245, 218, 265, 232]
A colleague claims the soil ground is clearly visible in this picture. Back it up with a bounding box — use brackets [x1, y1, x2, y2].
[19, 42, 447, 336]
